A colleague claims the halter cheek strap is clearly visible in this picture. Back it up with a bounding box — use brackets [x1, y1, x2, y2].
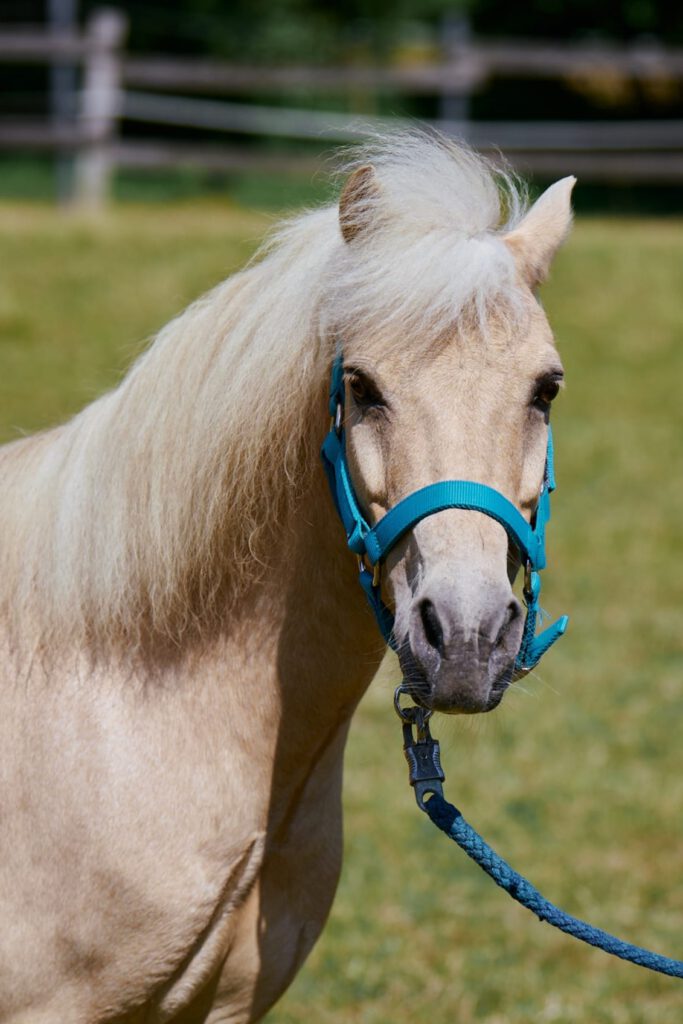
[321, 353, 568, 672]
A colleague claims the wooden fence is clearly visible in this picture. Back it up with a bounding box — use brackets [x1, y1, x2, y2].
[2, 9, 683, 205]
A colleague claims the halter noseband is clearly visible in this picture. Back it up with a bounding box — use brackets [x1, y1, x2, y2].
[321, 352, 568, 673]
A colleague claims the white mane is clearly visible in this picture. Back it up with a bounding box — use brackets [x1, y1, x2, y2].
[0, 131, 528, 658]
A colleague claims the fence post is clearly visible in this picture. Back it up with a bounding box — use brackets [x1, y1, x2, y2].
[439, 13, 473, 140]
[49, 0, 78, 204]
[73, 7, 127, 207]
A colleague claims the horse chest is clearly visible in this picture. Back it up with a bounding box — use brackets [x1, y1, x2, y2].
[205, 727, 349, 1023]
[140, 735, 349, 1023]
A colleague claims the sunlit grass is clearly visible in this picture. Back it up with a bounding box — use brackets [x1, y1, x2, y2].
[0, 201, 271, 440]
[1, 204, 682, 1022]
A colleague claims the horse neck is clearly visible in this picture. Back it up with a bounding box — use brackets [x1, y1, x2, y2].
[236, 456, 387, 831]
[278, 457, 386, 699]
[131, 444, 387, 820]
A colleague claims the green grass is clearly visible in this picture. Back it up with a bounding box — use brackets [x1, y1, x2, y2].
[0, 155, 339, 209]
[1, 203, 683, 1022]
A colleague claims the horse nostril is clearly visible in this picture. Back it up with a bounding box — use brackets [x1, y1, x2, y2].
[496, 598, 523, 646]
[419, 599, 444, 656]
[507, 598, 522, 626]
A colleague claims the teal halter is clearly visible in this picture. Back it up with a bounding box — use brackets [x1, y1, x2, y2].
[321, 352, 568, 673]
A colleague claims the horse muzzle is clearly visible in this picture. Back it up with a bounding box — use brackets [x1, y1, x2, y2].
[401, 584, 525, 713]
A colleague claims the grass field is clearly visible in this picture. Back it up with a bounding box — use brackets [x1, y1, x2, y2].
[1, 200, 683, 1022]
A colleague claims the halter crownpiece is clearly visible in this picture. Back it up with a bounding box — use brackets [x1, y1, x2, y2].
[321, 352, 568, 673]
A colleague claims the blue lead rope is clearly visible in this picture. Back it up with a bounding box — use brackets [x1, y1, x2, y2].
[425, 792, 683, 979]
[397, 706, 683, 980]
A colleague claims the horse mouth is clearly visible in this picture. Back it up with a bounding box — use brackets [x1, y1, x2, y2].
[396, 641, 515, 715]
[484, 669, 514, 711]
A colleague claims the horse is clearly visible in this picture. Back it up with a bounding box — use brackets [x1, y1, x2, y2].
[0, 132, 574, 1023]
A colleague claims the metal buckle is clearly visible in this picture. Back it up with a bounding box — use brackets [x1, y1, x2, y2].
[334, 402, 343, 436]
[357, 554, 381, 588]
[394, 682, 432, 724]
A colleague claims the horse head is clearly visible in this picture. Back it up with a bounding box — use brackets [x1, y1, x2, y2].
[332, 151, 574, 714]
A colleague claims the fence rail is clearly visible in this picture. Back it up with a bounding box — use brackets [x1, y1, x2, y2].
[122, 93, 683, 152]
[0, 27, 89, 61]
[122, 41, 683, 94]
[2, 12, 683, 205]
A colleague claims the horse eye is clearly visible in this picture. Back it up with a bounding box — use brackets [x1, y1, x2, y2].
[347, 370, 383, 408]
[533, 376, 562, 411]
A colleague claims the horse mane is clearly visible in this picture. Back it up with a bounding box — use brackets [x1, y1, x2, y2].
[0, 131, 528, 659]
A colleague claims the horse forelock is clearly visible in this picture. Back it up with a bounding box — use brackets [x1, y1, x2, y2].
[0, 130, 531, 663]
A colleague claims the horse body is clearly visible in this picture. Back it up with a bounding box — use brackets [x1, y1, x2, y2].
[0, 439, 381, 1022]
[0, 133, 573, 1021]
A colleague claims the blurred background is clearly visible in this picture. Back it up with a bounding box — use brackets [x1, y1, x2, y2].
[1, 4, 683, 1024]
[1, 0, 683, 210]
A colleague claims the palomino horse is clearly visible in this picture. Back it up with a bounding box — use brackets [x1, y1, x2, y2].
[0, 133, 574, 1023]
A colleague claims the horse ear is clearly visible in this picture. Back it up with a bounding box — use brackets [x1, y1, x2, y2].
[504, 176, 576, 287]
[339, 164, 380, 244]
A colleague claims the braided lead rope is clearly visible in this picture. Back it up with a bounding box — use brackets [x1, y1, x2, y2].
[425, 792, 683, 979]
[395, 694, 683, 980]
